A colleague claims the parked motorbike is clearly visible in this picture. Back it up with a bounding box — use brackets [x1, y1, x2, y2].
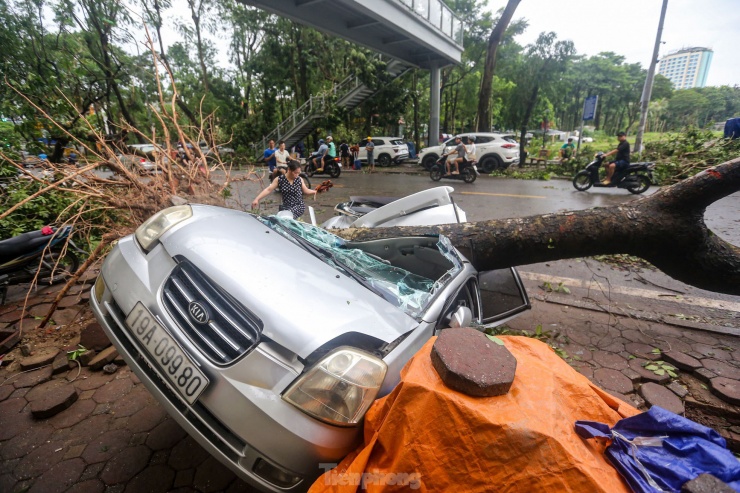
[0, 226, 83, 304]
[304, 154, 341, 178]
[429, 155, 478, 183]
[572, 152, 655, 194]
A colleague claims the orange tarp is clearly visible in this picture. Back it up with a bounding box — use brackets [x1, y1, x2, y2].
[310, 336, 639, 493]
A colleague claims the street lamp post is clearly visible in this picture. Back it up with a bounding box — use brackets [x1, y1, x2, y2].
[634, 0, 669, 155]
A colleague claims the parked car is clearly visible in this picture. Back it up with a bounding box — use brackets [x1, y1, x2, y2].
[580, 137, 594, 143]
[356, 137, 409, 166]
[418, 133, 520, 172]
[114, 154, 157, 174]
[89, 188, 530, 492]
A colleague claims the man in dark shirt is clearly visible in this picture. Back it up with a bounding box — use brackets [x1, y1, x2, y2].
[603, 132, 630, 184]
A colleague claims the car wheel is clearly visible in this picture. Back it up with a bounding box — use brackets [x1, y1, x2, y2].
[627, 175, 651, 194]
[462, 168, 476, 183]
[377, 154, 391, 167]
[38, 249, 79, 285]
[328, 163, 341, 178]
[480, 155, 503, 173]
[421, 155, 438, 170]
[572, 171, 593, 191]
[430, 166, 442, 182]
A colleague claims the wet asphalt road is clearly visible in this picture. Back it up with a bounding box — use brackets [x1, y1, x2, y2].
[226, 167, 740, 248]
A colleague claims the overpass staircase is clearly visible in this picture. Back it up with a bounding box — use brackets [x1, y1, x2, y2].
[255, 58, 411, 158]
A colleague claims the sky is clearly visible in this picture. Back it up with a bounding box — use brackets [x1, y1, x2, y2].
[487, 0, 740, 87]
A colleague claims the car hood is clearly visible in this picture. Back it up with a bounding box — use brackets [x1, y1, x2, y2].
[160, 206, 419, 359]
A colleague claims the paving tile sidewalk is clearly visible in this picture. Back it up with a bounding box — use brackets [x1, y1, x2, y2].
[1, 269, 740, 492]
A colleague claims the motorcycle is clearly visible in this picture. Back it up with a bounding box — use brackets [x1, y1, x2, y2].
[0, 226, 83, 304]
[429, 155, 478, 183]
[304, 154, 341, 178]
[572, 152, 655, 194]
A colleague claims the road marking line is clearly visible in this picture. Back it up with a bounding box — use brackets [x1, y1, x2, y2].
[459, 191, 546, 199]
[519, 271, 740, 312]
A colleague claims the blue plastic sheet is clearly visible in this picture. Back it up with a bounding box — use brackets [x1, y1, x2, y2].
[725, 118, 740, 140]
[575, 406, 740, 493]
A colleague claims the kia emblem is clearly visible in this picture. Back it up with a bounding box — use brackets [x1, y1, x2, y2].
[188, 301, 210, 325]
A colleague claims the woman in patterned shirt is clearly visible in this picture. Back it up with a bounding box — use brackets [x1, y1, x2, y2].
[252, 161, 317, 218]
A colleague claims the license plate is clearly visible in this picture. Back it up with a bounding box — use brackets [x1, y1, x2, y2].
[125, 302, 208, 404]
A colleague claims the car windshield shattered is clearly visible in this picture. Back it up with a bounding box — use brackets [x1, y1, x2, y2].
[257, 215, 462, 317]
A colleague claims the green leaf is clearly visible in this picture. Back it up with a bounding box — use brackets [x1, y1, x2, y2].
[654, 369, 666, 376]
[485, 334, 505, 345]
[667, 370, 678, 378]
[628, 355, 636, 360]
[651, 348, 661, 354]
[700, 384, 708, 390]
[662, 364, 675, 371]
[645, 364, 660, 371]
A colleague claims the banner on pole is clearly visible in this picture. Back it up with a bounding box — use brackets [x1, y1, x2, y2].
[582, 96, 598, 121]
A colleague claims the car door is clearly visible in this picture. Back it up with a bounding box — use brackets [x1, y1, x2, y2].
[477, 268, 530, 326]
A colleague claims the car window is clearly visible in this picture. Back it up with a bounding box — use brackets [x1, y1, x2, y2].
[370, 139, 384, 146]
[473, 136, 493, 144]
[390, 139, 405, 146]
[478, 268, 530, 324]
[443, 138, 456, 147]
[501, 136, 518, 144]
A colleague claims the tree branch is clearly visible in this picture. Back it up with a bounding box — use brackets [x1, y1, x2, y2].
[338, 158, 740, 295]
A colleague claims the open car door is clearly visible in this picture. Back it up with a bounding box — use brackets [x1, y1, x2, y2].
[478, 267, 531, 326]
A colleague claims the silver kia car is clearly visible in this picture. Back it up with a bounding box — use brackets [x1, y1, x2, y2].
[90, 190, 529, 492]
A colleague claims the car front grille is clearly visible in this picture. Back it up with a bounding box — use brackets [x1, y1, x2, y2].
[162, 256, 262, 365]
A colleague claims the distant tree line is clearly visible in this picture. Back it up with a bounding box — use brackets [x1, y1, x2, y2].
[1, 0, 738, 159]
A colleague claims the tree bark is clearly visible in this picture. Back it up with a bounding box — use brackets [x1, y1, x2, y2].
[475, 0, 521, 132]
[337, 158, 740, 296]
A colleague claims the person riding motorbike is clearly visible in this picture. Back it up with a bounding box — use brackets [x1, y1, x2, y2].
[602, 132, 630, 185]
[443, 136, 464, 175]
[270, 141, 291, 180]
[310, 139, 328, 172]
[325, 136, 337, 170]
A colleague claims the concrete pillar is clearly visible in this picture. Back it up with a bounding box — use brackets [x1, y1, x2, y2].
[429, 63, 441, 148]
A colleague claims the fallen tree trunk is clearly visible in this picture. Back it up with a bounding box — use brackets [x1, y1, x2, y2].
[338, 157, 740, 296]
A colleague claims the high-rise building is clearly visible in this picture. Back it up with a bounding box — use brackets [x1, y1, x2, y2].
[657, 47, 713, 89]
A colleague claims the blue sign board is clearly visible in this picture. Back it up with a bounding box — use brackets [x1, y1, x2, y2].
[582, 96, 598, 121]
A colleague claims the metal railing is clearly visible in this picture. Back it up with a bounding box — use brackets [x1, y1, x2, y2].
[398, 0, 463, 46]
[255, 56, 405, 157]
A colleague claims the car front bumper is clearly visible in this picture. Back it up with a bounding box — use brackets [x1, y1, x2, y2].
[89, 236, 361, 492]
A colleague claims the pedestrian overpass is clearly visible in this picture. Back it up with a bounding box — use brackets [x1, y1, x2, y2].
[240, 0, 464, 148]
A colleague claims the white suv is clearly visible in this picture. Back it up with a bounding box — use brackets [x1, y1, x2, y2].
[357, 137, 409, 167]
[419, 133, 520, 172]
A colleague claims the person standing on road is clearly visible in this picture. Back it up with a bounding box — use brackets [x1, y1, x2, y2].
[602, 132, 630, 185]
[252, 160, 317, 219]
[339, 140, 350, 169]
[263, 140, 277, 172]
[325, 136, 337, 169]
[365, 136, 375, 173]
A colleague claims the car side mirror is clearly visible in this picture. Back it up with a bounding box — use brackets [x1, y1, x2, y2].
[448, 306, 472, 328]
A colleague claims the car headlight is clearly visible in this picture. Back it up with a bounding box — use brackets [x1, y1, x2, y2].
[283, 348, 387, 426]
[135, 205, 192, 252]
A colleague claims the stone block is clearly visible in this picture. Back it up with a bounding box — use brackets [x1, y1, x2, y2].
[20, 348, 60, 371]
[681, 473, 735, 493]
[51, 352, 70, 375]
[89, 346, 118, 371]
[710, 377, 740, 406]
[639, 382, 684, 415]
[594, 367, 633, 394]
[30, 384, 79, 419]
[78, 350, 97, 367]
[662, 351, 702, 371]
[621, 368, 643, 384]
[694, 367, 717, 384]
[431, 328, 517, 397]
[666, 381, 689, 399]
[80, 322, 111, 352]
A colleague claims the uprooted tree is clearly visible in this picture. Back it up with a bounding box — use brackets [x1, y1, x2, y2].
[338, 157, 740, 296]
